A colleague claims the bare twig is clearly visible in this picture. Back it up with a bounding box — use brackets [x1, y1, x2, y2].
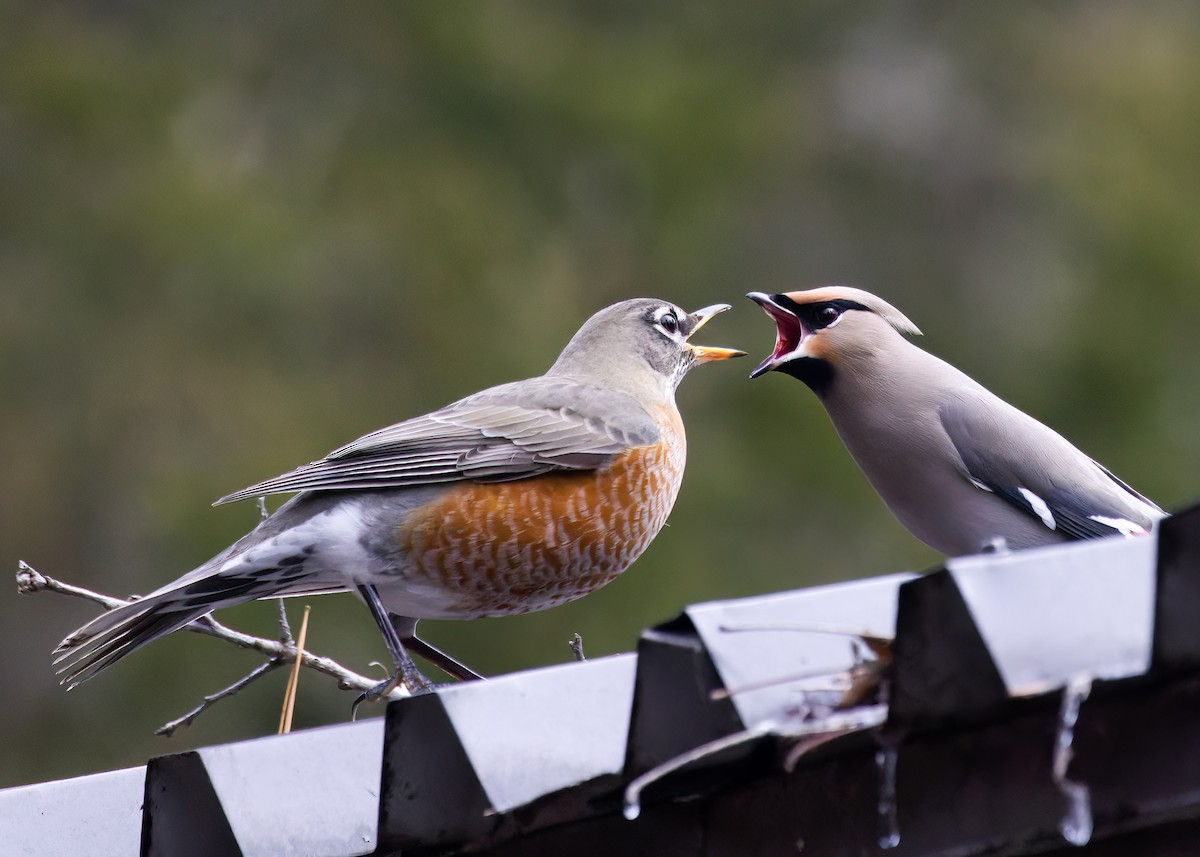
[18, 561, 127, 610]
[718, 621, 893, 658]
[17, 562, 408, 733]
[569, 632, 586, 662]
[156, 660, 284, 737]
[710, 665, 852, 701]
[276, 598, 294, 645]
[781, 704, 889, 771]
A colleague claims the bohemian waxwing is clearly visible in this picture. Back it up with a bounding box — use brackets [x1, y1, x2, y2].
[747, 287, 1165, 556]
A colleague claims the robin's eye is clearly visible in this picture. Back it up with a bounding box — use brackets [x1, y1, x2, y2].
[818, 306, 841, 326]
[659, 313, 679, 334]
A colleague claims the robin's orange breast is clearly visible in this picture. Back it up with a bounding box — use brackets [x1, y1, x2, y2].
[395, 409, 686, 617]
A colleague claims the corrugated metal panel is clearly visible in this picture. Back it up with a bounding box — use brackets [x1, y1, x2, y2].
[143, 718, 383, 857]
[9, 502, 1200, 857]
[0, 766, 145, 857]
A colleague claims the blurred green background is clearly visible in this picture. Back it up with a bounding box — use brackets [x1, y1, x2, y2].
[4, 2, 1200, 789]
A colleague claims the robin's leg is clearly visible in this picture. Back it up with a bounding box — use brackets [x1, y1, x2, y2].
[353, 584, 432, 715]
[397, 620, 486, 682]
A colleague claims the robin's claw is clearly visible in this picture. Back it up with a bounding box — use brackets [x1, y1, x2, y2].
[351, 676, 398, 720]
[350, 670, 435, 720]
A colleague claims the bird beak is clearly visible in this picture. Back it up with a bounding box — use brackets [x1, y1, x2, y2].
[684, 304, 746, 363]
[746, 292, 805, 378]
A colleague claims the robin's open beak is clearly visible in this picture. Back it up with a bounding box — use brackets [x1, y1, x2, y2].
[685, 304, 746, 363]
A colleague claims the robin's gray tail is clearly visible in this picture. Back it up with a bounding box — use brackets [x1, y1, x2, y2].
[53, 565, 283, 689]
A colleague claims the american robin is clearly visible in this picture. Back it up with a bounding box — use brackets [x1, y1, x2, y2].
[746, 287, 1163, 555]
[56, 298, 744, 696]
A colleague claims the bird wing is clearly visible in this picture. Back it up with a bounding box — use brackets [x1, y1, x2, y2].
[215, 377, 661, 504]
[938, 395, 1164, 541]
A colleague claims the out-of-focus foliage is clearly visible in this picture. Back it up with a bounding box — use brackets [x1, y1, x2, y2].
[4, 2, 1199, 788]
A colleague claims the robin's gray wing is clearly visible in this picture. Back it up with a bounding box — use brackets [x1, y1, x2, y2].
[938, 395, 1164, 541]
[215, 377, 661, 504]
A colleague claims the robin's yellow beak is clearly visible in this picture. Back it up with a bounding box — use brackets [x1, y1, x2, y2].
[686, 304, 746, 362]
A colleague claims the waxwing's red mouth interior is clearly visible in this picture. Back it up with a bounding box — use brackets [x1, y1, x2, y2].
[747, 293, 805, 378]
[768, 306, 803, 360]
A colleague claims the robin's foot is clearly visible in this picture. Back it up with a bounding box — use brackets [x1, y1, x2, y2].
[404, 634, 486, 683]
[355, 584, 439, 712]
[350, 666, 434, 719]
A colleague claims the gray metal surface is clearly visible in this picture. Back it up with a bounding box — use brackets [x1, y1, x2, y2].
[13, 501, 1200, 857]
[1153, 504, 1200, 672]
[378, 654, 637, 852]
[888, 566, 1010, 729]
[143, 718, 383, 857]
[948, 535, 1156, 694]
[467, 673, 1200, 857]
[890, 531, 1164, 731]
[0, 765, 145, 857]
[685, 572, 915, 727]
[441, 653, 636, 812]
[625, 618, 743, 778]
[626, 574, 912, 779]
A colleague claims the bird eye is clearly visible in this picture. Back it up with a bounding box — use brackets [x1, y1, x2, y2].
[818, 305, 841, 326]
[658, 312, 679, 334]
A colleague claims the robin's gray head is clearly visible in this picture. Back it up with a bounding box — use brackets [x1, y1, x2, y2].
[549, 298, 744, 397]
[746, 287, 921, 395]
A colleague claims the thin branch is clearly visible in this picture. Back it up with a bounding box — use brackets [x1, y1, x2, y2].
[781, 704, 890, 771]
[156, 659, 284, 737]
[569, 632, 586, 662]
[18, 561, 127, 610]
[276, 598, 294, 645]
[718, 621, 893, 657]
[17, 562, 408, 731]
[710, 665, 853, 701]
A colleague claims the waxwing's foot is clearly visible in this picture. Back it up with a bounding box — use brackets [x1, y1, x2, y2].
[980, 536, 1011, 555]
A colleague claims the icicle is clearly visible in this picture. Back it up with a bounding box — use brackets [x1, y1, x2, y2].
[622, 723, 777, 823]
[1053, 674, 1094, 847]
[623, 798, 641, 822]
[875, 746, 901, 849]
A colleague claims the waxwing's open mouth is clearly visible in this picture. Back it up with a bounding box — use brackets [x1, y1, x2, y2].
[746, 292, 804, 378]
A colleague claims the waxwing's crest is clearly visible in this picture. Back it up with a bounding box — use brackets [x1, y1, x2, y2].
[789, 286, 923, 337]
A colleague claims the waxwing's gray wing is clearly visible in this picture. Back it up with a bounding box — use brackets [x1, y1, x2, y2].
[938, 394, 1165, 540]
[214, 376, 661, 504]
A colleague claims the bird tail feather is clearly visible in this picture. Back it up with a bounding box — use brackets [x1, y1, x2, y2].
[53, 564, 283, 689]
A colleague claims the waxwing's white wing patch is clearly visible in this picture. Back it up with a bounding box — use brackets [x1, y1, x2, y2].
[1088, 515, 1149, 537]
[968, 477, 994, 494]
[1018, 487, 1057, 531]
